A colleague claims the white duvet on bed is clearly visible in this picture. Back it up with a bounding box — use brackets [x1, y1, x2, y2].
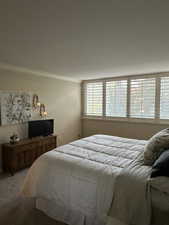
[21, 135, 147, 225]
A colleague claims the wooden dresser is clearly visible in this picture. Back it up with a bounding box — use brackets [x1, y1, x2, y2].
[2, 135, 57, 175]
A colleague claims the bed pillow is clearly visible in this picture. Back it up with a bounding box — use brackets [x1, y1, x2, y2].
[144, 128, 169, 165]
[151, 149, 169, 178]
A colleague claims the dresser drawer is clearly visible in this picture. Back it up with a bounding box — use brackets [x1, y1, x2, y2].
[45, 143, 56, 152]
[15, 142, 40, 153]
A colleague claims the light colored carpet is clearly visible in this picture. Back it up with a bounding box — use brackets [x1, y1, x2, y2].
[0, 169, 65, 225]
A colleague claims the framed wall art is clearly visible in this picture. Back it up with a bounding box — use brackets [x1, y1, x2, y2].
[0, 92, 32, 125]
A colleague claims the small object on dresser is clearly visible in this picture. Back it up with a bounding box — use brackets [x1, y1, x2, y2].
[10, 133, 20, 144]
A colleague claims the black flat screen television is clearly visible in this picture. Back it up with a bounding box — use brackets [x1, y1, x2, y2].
[28, 119, 54, 138]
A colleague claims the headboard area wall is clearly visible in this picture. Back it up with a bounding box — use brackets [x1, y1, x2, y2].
[82, 118, 169, 140]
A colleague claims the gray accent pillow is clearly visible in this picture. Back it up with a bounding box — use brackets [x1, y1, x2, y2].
[144, 128, 169, 165]
[151, 149, 169, 178]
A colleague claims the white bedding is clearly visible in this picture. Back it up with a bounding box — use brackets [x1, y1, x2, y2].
[22, 135, 147, 225]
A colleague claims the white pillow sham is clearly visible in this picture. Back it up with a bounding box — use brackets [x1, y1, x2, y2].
[144, 128, 169, 165]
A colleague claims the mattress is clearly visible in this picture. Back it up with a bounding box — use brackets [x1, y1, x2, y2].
[22, 134, 147, 225]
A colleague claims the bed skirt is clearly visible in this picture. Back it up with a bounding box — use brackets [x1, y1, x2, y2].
[36, 198, 107, 225]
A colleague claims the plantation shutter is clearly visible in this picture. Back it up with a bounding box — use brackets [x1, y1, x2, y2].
[106, 80, 127, 117]
[160, 77, 169, 119]
[130, 78, 156, 118]
[85, 82, 103, 116]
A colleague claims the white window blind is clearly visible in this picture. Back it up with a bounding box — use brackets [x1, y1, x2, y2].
[130, 78, 156, 118]
[85, 82, 103, 116]
[160, 77, 169, 119]
[106, 80, 127, 117]
[83, 75, 169, 121]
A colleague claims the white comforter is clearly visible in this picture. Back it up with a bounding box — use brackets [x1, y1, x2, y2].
[22, 135, 147, 225]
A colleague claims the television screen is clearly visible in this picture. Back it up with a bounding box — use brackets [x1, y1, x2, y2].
[28, 119, 54, 138]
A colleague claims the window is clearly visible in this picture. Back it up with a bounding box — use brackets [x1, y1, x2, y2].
[83, 75, 169, 122]
[85, 82, 103, 116]
[106, 80, 127, 117]
[160, 77, 169, 119]
[130, 78, 156, 118]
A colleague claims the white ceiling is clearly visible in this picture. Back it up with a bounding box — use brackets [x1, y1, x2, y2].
[0, 0, 169, 81]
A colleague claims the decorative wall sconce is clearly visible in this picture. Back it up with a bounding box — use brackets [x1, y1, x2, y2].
[40, 104, 48, 117]
[33, 94, 48, 117]
[33, 94, 41, 110]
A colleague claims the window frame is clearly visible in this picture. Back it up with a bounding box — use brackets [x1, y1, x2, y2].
[82, 73, 169, 124]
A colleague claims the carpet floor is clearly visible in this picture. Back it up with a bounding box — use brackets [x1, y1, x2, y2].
[0, 169, 65, 225]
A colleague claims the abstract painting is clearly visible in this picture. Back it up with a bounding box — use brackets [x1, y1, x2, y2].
[0, 92, 32, 125]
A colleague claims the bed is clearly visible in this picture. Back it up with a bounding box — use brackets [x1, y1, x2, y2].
[21, 135, 169, 225]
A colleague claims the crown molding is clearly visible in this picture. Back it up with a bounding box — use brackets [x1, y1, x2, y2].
[0, 62, 81, 83]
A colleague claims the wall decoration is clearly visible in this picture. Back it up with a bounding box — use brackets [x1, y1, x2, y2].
[40, 103, 47, 117]
[0, 92, 32, 125]
[32, 94, 48, 117]
[32, 94, 41, 110]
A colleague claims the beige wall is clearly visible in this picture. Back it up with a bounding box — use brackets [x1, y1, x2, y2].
[0, 68, 81, 170]
[82, 119, 169, 140]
